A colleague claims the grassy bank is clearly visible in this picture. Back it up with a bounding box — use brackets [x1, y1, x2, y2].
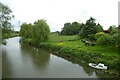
[48, 33, 79, 42]
[21, 33, 120, 76]
[2, 32, 19, 45]
[2, 32, 19, 39]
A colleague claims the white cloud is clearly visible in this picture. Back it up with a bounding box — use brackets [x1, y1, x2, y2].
[1, 0, 119, 31]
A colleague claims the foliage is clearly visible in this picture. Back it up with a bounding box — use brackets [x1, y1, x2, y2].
[108, 25, 117, 35]
[95, 32, 105, 39]
[97, 34, 112, 46]
[87, 34, 96, 41]
[51, 31, 60, 35]
[48, 33, 79, 42]
[61, 22, 81, 35]
[0, 2, 13, 39]
[95, 23, 103, 32]
[112, 33, 120, 47]
[20, 23, 33, 39]
[20, 19, 50, 43]
[79, 17, 102, 39]
[33, 20, 50, 42]
[40, 38, 119, 74]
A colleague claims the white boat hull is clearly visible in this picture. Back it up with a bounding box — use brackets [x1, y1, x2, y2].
[89, 63, 107, 70]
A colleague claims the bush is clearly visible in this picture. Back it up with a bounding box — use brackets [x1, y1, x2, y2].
[87, 34, 96, 41]
[95, 32, 105, 39]
[112, 33, 120, 47]
[97, 34, 112, 46]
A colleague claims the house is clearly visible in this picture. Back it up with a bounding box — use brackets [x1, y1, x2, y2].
[103, 30, 110, 34]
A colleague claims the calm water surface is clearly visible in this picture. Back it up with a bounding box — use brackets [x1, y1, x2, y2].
[2, 37, 116, 78]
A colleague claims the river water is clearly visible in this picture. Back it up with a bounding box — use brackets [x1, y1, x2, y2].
[2, 37, 116, 78]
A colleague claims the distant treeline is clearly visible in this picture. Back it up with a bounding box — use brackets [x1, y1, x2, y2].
[54, 17, 120, 47]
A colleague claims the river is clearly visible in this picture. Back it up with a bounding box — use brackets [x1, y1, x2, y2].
[2, 37, 116, 78]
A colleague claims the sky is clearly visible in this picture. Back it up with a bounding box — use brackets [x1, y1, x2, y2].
[1, 0, 119, 32]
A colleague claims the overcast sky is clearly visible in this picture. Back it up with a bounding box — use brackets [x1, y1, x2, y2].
[1, 0, 119, 31]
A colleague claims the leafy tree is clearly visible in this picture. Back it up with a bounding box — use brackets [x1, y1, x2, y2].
[33, 19, 50, 42]
[61, 22, 81, 35]
[0, 2, 14, 45]
[0, 2, 13, 39]
[95, 23, 103, 32]
[52, 31, 60, 35]
[71, 22, 81, 34]
[108, 25, 117, 35]
[20, 19, 50, 44]
[61, 23, 71, 35]
[20, 23, 33, 39]
[79, 17, 97, 39]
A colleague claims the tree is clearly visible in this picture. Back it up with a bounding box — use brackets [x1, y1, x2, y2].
[108, 25, 117, 35]
[20, 23, 33, 39]
[20, 19, 50, 44]
[95, 23, 103, 32]
[0, 2, 13, 39]
[61, 23, 71, 35]
[61, 22, 81, 35]
[33, 19, 50, 42]
[79, 17, 97, 39]
[71, 22, 81, 34]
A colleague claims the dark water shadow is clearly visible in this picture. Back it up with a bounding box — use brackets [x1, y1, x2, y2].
[51, 51, 118, 78]
[20, 43, 50, 70]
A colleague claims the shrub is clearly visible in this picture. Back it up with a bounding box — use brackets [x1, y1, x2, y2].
[87, 34, 96, 41]
[97, 34, 112, 46]
[112, 33, 120, 47]
[95, 32, 105, 39]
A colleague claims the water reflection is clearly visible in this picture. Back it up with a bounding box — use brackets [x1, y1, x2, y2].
[20, 43, 50, 70]
[2, 37, 118, 78]
[2, 37, 50, 78]
[51, 52, 118, 78]
[2, 47, 12, 78]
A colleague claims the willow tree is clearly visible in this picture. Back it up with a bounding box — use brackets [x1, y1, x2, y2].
[20, 19, 50, 44]
[33, 19, 50, 42]
[20, 23, 33, 39]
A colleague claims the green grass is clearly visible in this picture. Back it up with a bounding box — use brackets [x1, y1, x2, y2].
[48, 33, 79, 42]
[40, 34, 119, 74]
[47, 40, 118, 56]
[3, 32, 19, 39]
[23, 33, 119, 75]
[47, 34, 118, 56]
[42, 40, 119, 74]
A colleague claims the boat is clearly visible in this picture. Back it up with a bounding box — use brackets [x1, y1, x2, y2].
[88, 63, 107, 70]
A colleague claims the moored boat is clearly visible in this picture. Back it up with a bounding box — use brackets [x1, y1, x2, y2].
[88, 63, 107, 70]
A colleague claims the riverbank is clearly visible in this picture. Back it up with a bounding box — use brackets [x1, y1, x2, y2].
[40, 41, 119, 75]
[2, 33, 19, 39]
[20, 34, 120, 76]
[21, 39, 119, 76]
[2, 32, 19, 45]
[5, 37, 119, 78]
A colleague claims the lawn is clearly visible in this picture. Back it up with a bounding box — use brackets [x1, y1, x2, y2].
[48, 33, 79, 42]
[40, 34, 119, 74]
[47, 34, 118, 56]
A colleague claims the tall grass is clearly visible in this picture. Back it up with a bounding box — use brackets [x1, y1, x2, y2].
[48, 33, 79, 42]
